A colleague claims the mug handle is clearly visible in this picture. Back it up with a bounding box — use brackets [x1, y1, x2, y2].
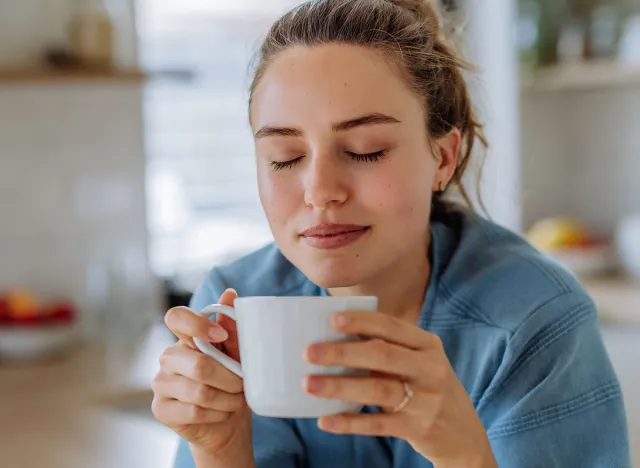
[193, 304, 243, 378]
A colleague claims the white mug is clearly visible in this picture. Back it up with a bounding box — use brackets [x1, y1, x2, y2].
[193, 296, 378, 419]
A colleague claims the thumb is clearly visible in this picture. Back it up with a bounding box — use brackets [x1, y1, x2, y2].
[216, 288, 241, 362]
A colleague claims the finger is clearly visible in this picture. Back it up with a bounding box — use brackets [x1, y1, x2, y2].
[332, 311, 440, 351]
[305, 339, 423, 379]
[216, 289, 241, 362]
[160, 343, 244, 394]
[152, 373, 246, 412]
[217, 288, 237, 307]
[152, 397, 231, 426]
[305, 375, 407, 409]
[165, 306, 229, 346]
[317, 412, 408, 438]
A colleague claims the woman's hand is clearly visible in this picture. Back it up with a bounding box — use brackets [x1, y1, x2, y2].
[152, 289, 253, 460]
[303, 311, 497, 468]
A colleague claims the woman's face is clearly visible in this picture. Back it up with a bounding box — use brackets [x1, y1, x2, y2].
[250, 44, 458, 288]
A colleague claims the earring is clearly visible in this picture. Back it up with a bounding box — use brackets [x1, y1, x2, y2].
[438, 181, 447, 192]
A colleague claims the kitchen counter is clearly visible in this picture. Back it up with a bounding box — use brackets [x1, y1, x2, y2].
[0, 336, 177, 468]
[583, 276, 640, 325]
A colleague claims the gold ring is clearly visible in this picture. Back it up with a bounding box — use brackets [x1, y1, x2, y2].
[392, 381, 414, 413]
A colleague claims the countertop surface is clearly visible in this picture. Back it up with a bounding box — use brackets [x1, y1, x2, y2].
[0, 333, 178, 468]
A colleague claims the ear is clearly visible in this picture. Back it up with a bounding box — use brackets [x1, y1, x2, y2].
[431, 128, 461, 191]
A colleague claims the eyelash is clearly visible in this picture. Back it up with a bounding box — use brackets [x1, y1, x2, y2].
[270, 150, 387, 171]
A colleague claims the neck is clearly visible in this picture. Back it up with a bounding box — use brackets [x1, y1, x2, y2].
[328, 233, 431, 323]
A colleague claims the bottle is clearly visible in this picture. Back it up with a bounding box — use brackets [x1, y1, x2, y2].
[68, 0, 115, 70]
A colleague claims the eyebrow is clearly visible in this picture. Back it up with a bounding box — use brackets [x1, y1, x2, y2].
[254, 112, 401, 139]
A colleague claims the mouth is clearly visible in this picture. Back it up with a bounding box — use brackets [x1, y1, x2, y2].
[299, 224, 371, 250]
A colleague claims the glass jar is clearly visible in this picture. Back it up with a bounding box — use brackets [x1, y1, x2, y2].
[68, 0, 115, 70]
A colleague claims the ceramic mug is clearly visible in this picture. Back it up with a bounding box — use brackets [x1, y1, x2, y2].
[193, 296, 378, 418]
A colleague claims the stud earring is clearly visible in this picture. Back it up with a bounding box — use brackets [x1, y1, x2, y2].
[439, 181, 447, 192]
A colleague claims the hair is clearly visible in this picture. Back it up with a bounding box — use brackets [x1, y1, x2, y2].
[248, 0, 487, 213]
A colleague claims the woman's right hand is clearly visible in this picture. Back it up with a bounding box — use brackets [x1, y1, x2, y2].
[152, 288, 252, 455]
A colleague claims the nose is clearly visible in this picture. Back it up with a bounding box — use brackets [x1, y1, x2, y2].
[303, 153, 348, 210]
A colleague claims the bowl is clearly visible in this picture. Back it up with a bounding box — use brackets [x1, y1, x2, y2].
[0, 324, 78, 361]
[550, 244, 618, 278]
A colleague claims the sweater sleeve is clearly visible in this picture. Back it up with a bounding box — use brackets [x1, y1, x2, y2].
[477, 293, 631, 467]
[173, 268, 306, 468]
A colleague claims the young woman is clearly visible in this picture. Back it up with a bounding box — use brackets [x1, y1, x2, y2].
[152, 1, 631, 466]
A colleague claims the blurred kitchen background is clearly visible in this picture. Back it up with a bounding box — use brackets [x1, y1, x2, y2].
[0, 0, 638, 466]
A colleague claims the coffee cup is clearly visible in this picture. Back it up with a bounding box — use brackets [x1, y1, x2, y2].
[193, 295, 377, 418]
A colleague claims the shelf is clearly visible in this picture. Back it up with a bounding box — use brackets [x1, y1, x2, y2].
[521, 60, 640, 93]
[0, 68, 148, 85]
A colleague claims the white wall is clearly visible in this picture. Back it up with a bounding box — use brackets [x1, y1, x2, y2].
[0, 84, 159, 339]
[465, 0, 522, 232]
[0, 1, 156, 340]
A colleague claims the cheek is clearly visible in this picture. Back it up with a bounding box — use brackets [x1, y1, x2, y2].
[258, 171, 300, 225]
[365, 166, 433, 221]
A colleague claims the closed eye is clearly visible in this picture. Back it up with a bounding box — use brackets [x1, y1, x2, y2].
[269, 150, 387, 172]
[270, 156, 304, 172]
[346, 150, 387, 162]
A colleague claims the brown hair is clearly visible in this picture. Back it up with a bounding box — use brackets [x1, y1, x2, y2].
[248, 0, 487, 212]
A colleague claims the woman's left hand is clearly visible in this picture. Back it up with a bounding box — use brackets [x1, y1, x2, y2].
[304, 311, 497, 468]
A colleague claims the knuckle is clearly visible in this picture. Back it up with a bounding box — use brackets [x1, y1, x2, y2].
[428, 333, 444, 351]
[369, 339, 391, 362]
[192, 355, 213, 381]
[218, 411, 232, 422]
[387, 318, 403, 338]
[194, 383, 214, 405]
[232, 395, 247, 411]
[229, 377, 244, 394]
[158, 347, 173, 367]
[369, 418, 385, 435]
[188, 404, 205, 423]
[431, 363, 449, 386]
[325, 378, 340, 397]
[331, 343, 346, 362]
[151, 397, 164, 422]
[151, 374, 162, 394]
[418, 421, 434, 441]
[373, 381, 394, 403]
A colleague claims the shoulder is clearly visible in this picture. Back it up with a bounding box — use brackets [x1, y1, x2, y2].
[433, 209, 596, 334]
[189, 243, 313, 310]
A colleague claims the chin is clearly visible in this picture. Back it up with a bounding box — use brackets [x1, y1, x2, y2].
[295, 255, 371, 289]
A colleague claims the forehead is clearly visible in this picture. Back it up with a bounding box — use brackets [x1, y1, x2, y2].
[250, 44, 422, 129]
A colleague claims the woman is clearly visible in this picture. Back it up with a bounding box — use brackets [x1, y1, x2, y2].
[152, 1, 631, 467]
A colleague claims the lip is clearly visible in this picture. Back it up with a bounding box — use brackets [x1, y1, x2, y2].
[299, 223, 370, 250]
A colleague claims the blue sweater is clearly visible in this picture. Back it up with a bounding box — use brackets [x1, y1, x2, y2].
[174, 210, 631, 467]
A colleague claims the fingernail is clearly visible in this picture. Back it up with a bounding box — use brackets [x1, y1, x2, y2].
[306, 376, 323, 393]
[307, 344, 323, 362]
[208, 325, 229, 342]
[225, 288, 238, 295]
[320, 416, 337, 430]
[333, 313, 351, 327]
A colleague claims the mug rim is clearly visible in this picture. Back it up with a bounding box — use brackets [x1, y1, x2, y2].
[235, 295, 378, 303]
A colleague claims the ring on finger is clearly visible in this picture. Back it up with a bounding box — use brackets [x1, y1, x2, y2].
[392, 381, 414, 413]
